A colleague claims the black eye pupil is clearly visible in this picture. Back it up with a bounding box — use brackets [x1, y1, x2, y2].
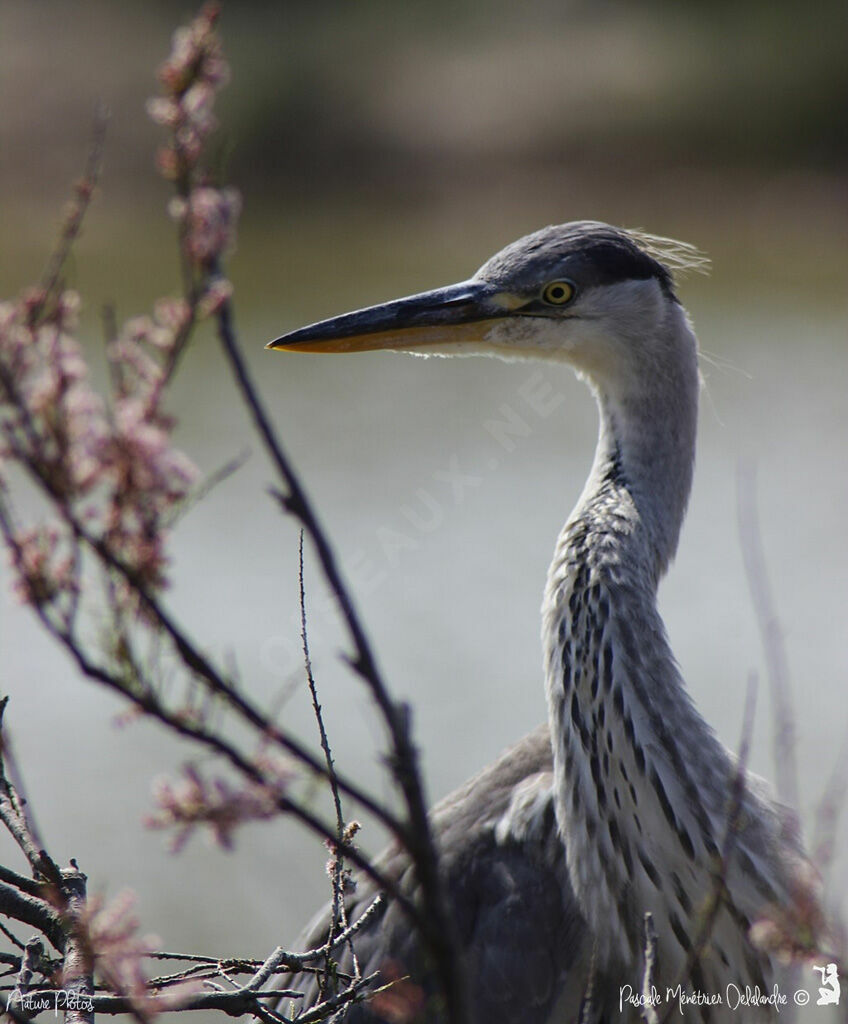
[544, 282, 573, 304]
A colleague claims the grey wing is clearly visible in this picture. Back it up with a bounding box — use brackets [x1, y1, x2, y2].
[448, 832, 588, 1024]
[280, 726, 593, 1024]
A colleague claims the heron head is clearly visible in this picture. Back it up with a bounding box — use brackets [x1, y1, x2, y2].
[267, 221, 704, 393]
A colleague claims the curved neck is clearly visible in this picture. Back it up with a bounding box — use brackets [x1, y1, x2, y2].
[543, 303, 709, 969]
[577, 301, 699, 585]
[542, 295, 797, 988]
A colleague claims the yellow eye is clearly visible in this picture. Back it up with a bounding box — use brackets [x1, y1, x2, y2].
[542, 280, 575, 305]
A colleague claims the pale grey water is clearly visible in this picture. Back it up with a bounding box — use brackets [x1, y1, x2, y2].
[0, 284, 845, 1013]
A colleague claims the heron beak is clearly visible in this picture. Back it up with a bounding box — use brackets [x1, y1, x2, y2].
[266, 280, 517, 353]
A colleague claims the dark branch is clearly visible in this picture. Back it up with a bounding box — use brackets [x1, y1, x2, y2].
[212, 289, 468, 1024]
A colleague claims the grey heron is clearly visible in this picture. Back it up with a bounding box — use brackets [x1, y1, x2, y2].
[269, 222, 822, 1021]
[286, 725, 590, 1023]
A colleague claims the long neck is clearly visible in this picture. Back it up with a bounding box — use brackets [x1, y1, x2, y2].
[543, 304, 728, 969]
[578, 305, 699, 584]
[541, 302, 808, 999]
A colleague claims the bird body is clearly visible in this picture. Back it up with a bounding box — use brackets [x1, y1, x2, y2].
[287, 726, 590, 1024]
[270, 223, 823, 1021]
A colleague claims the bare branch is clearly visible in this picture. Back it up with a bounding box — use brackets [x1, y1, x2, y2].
[215, 284, 469, 1024]
[299, 531, 358, 988]
[737, 461, 799, 819]
[0, 700, 62, 885]
[812, 721, 848, 877]
[0, 883, 64, 955]
[281, 971, 381, 1024]
[0, 867, 44, 901]
[0, 920, 26, 952]
[39, 107, 108, 305]
[0, 478, 406, 843]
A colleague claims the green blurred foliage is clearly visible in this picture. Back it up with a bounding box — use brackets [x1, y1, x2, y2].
[5, 0, 845, 206]
[3, 0, 846, 309]
[209, 0, 847, 197]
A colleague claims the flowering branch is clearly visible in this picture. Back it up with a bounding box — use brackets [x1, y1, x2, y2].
[0, 3, 474, 1021]
[0, 703, 394, 1022]
[214, 256, 470, 1024]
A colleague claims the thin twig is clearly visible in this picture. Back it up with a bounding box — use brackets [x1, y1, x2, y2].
[0, 920, 26, 952]
[165, 450, 251, 528]
[0, 542, 416, 935]
[145, 893, 383, 990]
[737, 461, 799, 819]
[0, 482, 403, 843]
[811, 720, 848, 878]
[299, 531, 358, 988]
[44, 625, 418, 924]
[39, 106, 108, 305]
[283, 971, 381, 1024]
[0, 700, 62, 886]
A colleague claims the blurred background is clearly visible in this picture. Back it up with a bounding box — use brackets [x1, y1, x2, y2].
[2, 0, 847, 1008]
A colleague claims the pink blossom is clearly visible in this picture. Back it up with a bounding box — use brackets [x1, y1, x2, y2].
[0, 300, 17, 332]
[19, 286, 48, 324]
[121, 315, 172, 353]
[147, 763, 288, 852]
[19, 328, 87, 421]
[0, 298, 35, 376]
[196, 276, 232, 318]
[112, 398, 197, 493]
[62, 386, 109, 493]
[176, 186, 241, 266]
[749, 859, 828, 964]
[9, 524, 77, 607]
[152, 4, 229, 179]
[108, 337, 163, 395]
[1, 276, 202, 602]
[1, 2, 236, 612]
[71, 890, 200, 1021]
[152, 297, 191, 336]
[1, 290, 112, 502]
[145, 97, 179, 128]
[182, 81, 215, 122]
[155, 146, 179, 181]
[173, 126, 204, 169]
[55, 289, 81, 333]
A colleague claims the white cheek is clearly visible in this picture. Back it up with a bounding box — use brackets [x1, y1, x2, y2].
[482, 317, 577, 361]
